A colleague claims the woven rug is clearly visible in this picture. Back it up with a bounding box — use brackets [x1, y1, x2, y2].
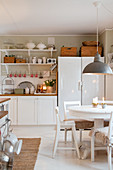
[13, 138, 41, 170]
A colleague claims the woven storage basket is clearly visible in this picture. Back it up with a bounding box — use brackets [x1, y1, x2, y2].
[81, 46, 102, 57]
[82, 41, 100, 46]
[16, 59, 26, 63]
[61, 47, 77, 56]
[4, 57, 15, 63]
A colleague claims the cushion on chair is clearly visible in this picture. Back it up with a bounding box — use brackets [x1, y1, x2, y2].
[89, 127, 109, 145]
[104, 120, 109, 127]
[75, 120, 94, 129]
[64, 119, 94, 129]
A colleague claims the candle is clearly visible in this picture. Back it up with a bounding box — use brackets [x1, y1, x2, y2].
[93, 97, 98, 104]
[43, 85, 47, 90]
[102, 97, 105, 104]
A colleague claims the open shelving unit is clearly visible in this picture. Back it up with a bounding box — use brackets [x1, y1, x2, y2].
[0, 48, 57, 74]
[0, 63, 53, 66]
[0, 48, 57, 94]
[0, 49, 57, 57]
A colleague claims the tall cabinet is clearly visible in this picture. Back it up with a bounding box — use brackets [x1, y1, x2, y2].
[58, 56, 104, 120]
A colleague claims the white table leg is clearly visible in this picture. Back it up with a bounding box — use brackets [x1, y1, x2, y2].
[91, 119, 104, 162]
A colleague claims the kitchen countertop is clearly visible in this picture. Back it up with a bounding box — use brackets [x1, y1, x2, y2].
[0, 94, 57, 96]
[0, 98, 10, 119]
[0, 98, 11, 103]
[0, 111, 8, 119]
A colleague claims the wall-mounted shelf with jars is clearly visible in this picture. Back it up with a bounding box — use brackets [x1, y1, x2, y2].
[0, 48, 57, 74]
[0, 49, 57, 57]
[0, 63, 53, 66]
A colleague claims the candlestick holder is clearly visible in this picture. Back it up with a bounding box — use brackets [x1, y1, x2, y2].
[92, 103, 98, 108]
[101, 103, 107, 109]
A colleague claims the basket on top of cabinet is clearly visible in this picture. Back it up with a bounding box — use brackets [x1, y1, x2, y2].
[80, 46, 102, 57]
[61, 47, 77, 56]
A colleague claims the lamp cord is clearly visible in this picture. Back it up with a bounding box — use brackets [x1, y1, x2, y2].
[97, 7, 98, 52]
[102, 3, 113, 15]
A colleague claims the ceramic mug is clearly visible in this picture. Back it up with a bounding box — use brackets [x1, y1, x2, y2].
[32, 58, 36, 64]
[23, 73, 26, 77]
[14, 73, 17, 77]
[35, 73, 38, 78]
[30, 74, 33, 78]
[19, 73, 21, 77]
[38, 58, 42, 64]
[42, 57, 46, 64]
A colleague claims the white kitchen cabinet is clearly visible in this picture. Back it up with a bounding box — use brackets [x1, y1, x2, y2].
[106, 75, 113, 100]
[1, 96, 57, 125]
[18, 97, 37, 125]
[9, 97, 18, 125]
[36, 96, 57, 125]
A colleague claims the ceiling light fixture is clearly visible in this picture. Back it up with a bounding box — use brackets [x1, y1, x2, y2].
[83, 1, 112, 75]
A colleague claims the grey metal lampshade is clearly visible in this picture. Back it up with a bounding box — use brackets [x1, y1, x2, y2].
[83, 52, 112, 75]
[83, 1, 113, 75]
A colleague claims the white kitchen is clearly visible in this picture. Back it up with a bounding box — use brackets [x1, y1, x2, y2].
[0, 0, 113, 170]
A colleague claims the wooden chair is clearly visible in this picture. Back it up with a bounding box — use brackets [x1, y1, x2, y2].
[64, 101, 94, 143]
[52, 107, 80, 159]
[90, 112, 113, 170]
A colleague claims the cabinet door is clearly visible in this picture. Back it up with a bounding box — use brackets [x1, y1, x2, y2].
[36, 97, 57, 125]
[9, 97, 17, 125]
[106, 75, 113, 100]
[58, 57, 81, 120]
[18, 97, 37, 125]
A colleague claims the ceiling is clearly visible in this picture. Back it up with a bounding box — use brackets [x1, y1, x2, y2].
[0, 0, 113, 35]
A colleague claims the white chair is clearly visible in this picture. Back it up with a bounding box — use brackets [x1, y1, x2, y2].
[90, 100, 113, 163]
[52, 107, 80, 159]
[90, 112, 113, 170]
[64, 101, 94, 143]
[98, 100, 113, 127]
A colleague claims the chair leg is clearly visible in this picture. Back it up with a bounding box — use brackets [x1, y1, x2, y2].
[91, 133, 95, 162]
[65, 128, 67, 144]
[80, 129, 82, 143]
[72, 125, 80, 159]
[107, 145, 112, 170]
[72, 131, 74, 144]
[52, 128, 60, 158]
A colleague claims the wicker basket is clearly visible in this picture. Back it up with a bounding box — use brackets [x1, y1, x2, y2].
[16, 59, 26, 63]
[81, 46, 102, 56]
[61, 47, 77, 56]
[82, 41, 100, 46]
[4, 57, 15, 63]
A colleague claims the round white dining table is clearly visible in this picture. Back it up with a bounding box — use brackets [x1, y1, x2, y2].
[69, 105, 113, 128]
[69, 105, 113, 160]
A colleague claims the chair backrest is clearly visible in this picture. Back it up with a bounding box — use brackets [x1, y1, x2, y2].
[64, 101, 81, 120]
[55, 107, 60, 129]
[108, 112, 113, 140]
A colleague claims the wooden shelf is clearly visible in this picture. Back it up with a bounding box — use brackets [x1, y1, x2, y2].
[0, 94, 57, 96]
[0, 48, 57, 58]
[0, 49, 57, 52]
[0, 63, 53, 66]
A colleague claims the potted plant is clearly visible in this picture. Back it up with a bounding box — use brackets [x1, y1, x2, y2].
[44, 79, 56, 93]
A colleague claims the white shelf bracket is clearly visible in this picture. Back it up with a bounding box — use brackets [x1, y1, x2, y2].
[5, 64, 9, 75]
[50, 50, 53, 57]
[28, 64, 30, 76]
[28, 50, 30, 57]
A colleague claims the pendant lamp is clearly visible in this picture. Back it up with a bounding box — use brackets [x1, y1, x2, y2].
[83, 1, 112, 75]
